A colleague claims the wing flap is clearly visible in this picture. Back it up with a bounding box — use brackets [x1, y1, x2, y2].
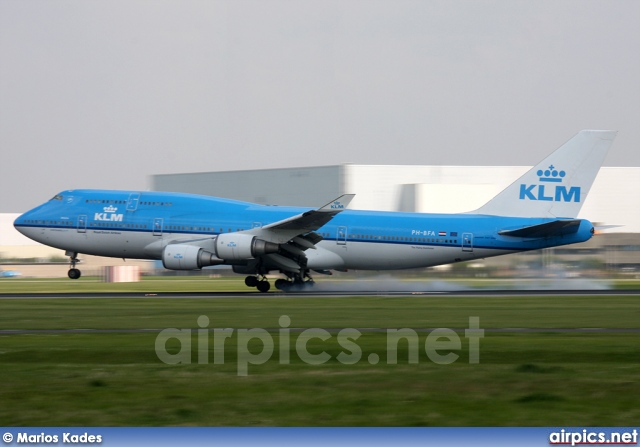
[263, 253, 302, 273]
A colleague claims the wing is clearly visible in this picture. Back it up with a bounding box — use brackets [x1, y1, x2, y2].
[245, 194, 355, 244]
[241, 194, 355, 273]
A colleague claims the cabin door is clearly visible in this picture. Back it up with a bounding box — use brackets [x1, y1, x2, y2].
[462, 233, 473, 252]
[77, 215, 87, 233]
[127, 193, 140, 211]
[337, 226, 348, 245]
[153, 218, 163, 236]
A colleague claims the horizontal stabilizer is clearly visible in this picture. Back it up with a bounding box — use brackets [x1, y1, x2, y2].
[498, 219, 582, 238]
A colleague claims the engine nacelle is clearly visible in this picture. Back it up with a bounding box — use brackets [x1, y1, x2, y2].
[214, 233, 279, 260]
[162, 244, 223, 270]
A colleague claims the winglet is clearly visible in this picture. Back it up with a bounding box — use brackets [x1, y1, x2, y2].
[318, 194, 355, 212]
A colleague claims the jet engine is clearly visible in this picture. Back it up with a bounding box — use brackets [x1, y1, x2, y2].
[162, 244, 223, 270]
[214, 234, 279, 260]
[162, 235, 279, 270]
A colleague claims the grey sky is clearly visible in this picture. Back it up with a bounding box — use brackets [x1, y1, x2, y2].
[1, 0, 638, 212]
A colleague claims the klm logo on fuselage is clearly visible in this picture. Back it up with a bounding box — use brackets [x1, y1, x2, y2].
[94, 205, 124, 222]
[519, 165, 580, 202]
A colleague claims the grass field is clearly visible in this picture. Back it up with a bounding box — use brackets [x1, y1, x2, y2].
[0, 278, 639, 426]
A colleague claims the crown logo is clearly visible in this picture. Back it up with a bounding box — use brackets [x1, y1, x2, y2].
[537, 165, 565, 183]
[103, 205, 118, 213]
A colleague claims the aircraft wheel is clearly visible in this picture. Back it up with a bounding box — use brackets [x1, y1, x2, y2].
[257, 280, 271, 293]
[274, 279, 290, 291]
[68, 268, 81, 280]
[244, 276, 259, 287]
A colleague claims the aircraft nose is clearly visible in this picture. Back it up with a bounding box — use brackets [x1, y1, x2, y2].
[14, 212, 31, 236]
[13, 207, 44, 240]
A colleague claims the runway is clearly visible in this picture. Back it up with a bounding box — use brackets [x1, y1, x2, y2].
[0, 289, 638, 299]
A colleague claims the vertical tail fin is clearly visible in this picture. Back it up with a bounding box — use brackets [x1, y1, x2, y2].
[472, 130, 616, 218]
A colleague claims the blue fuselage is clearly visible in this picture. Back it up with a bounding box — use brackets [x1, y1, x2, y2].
[14, 189, 594, 271]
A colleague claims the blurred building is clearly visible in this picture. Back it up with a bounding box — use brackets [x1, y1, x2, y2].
[153, 165, 639, 232]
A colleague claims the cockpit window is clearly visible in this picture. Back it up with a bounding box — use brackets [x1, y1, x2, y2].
[51, 195, 63, 201]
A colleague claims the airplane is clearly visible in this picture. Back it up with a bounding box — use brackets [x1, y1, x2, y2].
[14, 130, 616, 292]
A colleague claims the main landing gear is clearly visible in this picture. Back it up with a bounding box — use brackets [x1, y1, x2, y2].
[67, 251, 81, 280]
[244, 271, 316, 293]
[244, 275, 270, 293]
[274, 276, 315, 292]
